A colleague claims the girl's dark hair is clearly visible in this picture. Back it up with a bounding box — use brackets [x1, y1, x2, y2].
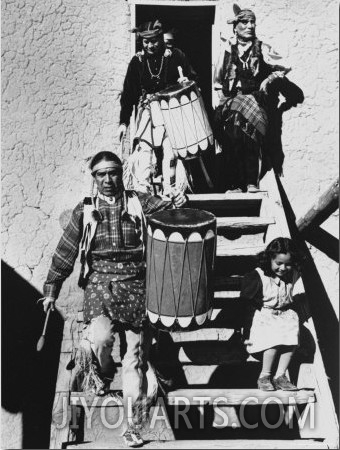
[258, 237, 304, 275]
[89, 151, 122, 173]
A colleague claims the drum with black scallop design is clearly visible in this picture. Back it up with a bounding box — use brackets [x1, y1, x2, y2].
[150, 80, 213, 159]
[146, 208, 216, 329]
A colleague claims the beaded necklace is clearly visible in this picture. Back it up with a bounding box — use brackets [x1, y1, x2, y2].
[146, 56, 164, 79]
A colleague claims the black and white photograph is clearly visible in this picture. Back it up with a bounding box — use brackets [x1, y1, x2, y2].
[2, 0, 339, 448]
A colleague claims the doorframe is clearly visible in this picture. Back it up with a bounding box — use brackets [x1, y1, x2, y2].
[128, 0, 219, 67]
[127, 0, 220, 149]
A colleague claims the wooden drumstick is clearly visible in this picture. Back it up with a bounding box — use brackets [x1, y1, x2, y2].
[36, 306, 51, 352]
[177, 66, 184, 79]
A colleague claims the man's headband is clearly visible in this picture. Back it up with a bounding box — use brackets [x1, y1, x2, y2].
[132, 20, 163, 39]
[91, 160, 122, 175]
[227, 5, 256, 24]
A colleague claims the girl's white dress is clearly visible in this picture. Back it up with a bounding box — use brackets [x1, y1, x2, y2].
[242, 267, 300, 354]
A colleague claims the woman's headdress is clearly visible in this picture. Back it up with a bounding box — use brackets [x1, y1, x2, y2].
[132, 20, 163, 39]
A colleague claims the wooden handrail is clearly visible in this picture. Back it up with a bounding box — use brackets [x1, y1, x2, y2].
[296, 179, 339, 233]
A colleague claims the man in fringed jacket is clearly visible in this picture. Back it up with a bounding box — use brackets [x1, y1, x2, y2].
[42, 151, 187, 447]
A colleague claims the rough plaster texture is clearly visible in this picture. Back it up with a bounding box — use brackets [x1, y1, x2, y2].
[1, 0, 338, 448]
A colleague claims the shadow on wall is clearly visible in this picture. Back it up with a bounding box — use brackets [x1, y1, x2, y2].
[303, 223, 339, 263]
[264, 77, 305, 177]
[1, 260, 64, 449]
[275, 176, 339, 416]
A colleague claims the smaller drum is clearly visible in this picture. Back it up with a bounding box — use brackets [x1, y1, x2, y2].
[151, 81, 214, 159]
[146, 208, 216, 329]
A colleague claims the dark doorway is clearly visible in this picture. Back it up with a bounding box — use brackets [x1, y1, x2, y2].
[135, 5, 215, 115]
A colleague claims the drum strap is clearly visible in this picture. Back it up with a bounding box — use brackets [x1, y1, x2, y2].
[124, 191, 147, 255]
[79, 198, 99, 287]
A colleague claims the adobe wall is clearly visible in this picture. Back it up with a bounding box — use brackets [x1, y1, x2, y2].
[1, 0, 338, 447]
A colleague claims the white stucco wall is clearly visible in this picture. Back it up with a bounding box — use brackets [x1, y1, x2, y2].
[2, 0, 130, 287]
[1, 0, 338, 448]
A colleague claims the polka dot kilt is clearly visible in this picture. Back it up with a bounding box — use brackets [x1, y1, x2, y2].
[83, 259, 147, 328]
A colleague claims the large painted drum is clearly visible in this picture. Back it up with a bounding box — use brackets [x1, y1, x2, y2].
[146, 208, 216, 329]
[151, 81, 213, 159]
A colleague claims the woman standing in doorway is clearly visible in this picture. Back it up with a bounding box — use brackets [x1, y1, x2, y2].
[118, 20, 197, 196]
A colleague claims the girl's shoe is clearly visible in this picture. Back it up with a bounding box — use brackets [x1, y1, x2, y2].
[273, 375, 298, 391]
[257, 376, 275, 391]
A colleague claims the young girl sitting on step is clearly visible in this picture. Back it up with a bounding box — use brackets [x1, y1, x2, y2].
[241, 237, 304, 391]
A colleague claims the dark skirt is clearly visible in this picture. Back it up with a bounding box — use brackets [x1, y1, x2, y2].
[83, 259, 147, 329]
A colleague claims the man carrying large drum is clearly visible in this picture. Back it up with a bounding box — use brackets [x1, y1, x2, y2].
[41, 151, 188, 447]
[118, 20, 213, 197]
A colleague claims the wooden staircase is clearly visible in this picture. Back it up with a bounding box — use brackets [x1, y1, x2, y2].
[49, 170, 339, 449]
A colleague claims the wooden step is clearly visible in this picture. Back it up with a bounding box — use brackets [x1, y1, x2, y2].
[167, 388, 316, 406]
[214, 275, 243, 291]
[69, 355, 316, 395]
[216, 216, 275, 230]
[153, 360, 316, 387]
[166, 365, 316, 390]
[166, 329, 241, 346]
[188, 193, 267, 203]
[216, 244, 264, 257]
[66, 438, 328, 449]
[212, 295, 248, 314]
[154, 337, 248, 367]
[187, 193, 265, 217]
[214, 255, 258, 277]
[217, 231, 267, 251]
[214, 289, 240, 297]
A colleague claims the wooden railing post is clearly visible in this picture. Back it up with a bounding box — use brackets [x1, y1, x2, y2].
[296, 179, 339, 233]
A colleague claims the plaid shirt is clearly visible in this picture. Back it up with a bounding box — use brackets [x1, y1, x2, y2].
[44, 191, 173, 299]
